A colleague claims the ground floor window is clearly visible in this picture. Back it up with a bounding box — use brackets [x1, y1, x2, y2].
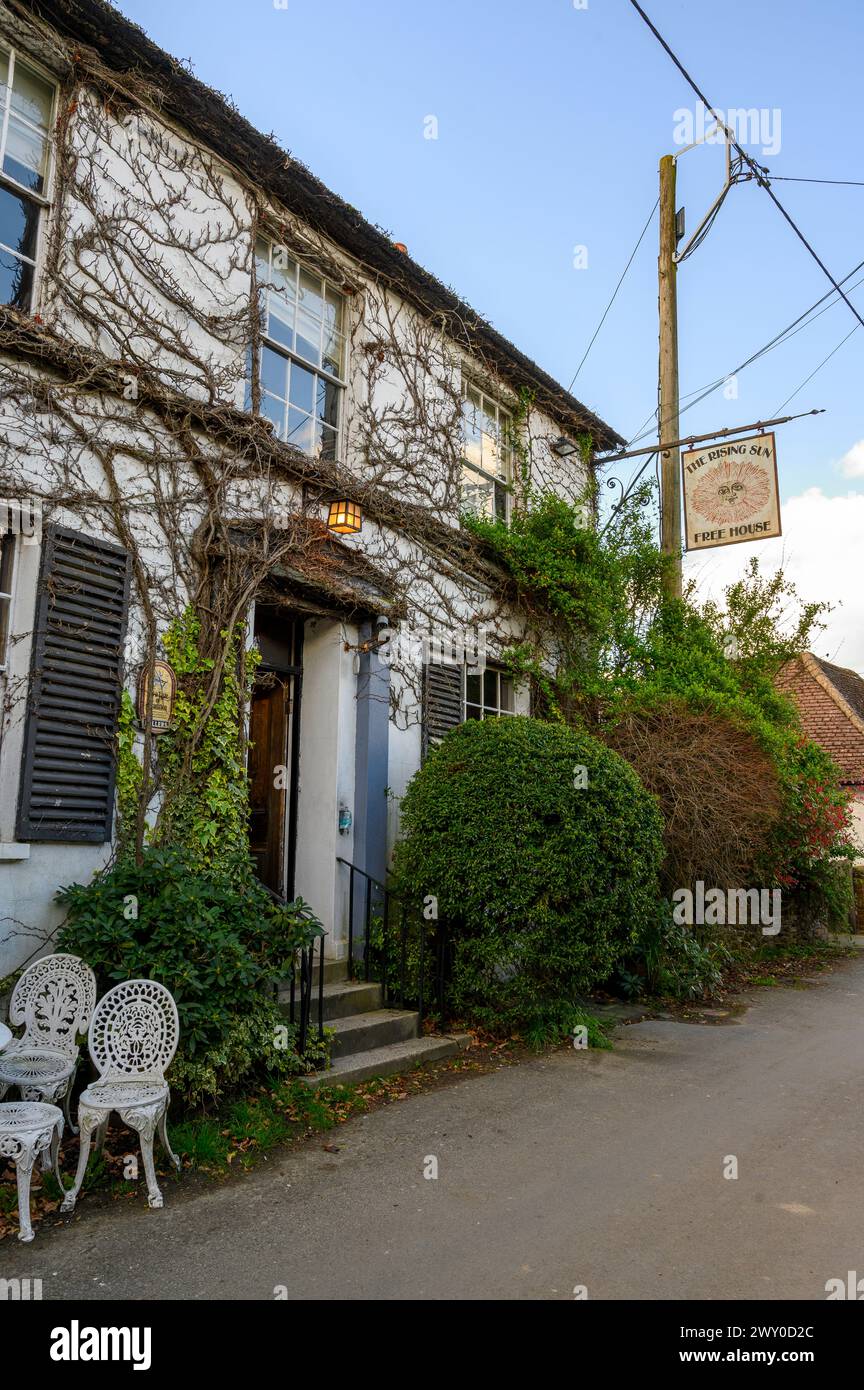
[423, 658, 515, 753]
[464, 665, 514, 721]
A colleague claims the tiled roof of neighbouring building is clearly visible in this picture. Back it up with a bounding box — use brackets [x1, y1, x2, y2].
[776, 653, 864, 786]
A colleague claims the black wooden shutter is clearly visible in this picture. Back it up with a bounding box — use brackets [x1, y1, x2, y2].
[422, 660, 463, 756]
[17, 525, 131, 843]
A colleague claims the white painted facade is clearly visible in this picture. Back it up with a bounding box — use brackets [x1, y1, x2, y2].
[0, 5, 610, 974]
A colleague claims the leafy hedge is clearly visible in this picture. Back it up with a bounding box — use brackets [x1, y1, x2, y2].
[469, 492, 854, 934]
[391, 716, 665, 1033]
[56, 847, 324, 1107]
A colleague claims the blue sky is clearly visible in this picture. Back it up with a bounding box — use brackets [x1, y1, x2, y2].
[114, 0, 864, 664]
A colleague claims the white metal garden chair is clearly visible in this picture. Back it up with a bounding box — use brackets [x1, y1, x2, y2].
[60, 978, 181, 1213]
[0, 953, 97, 1130]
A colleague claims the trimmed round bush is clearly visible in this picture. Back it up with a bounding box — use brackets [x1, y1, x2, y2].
[392, 715, 665, 1031]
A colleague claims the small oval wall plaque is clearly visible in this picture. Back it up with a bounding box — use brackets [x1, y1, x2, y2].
[137, 660, 176, 733]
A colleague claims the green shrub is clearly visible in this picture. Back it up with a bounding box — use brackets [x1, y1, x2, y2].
[636, 916, 730, 1001]
[391, 716, 665, 1032]
[56, 846, 324, 1107]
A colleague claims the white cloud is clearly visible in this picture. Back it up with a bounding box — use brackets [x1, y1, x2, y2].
[840, 440, 864, 477]
[683, 487, 864, 671]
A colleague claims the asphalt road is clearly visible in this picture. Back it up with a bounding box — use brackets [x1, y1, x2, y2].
[5, 955, 864, 1300]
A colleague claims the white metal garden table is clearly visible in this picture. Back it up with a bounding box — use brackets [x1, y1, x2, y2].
[0, 1101, 64, 1241]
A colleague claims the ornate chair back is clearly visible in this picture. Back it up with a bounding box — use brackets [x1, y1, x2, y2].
[8, 953, 97, 1060]
[88, 979, 180, 1087]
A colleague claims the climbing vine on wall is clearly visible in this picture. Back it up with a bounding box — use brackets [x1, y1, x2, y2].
[115, 688, 143, 861]
[154, 609, 260, 872]
[0, 29, 603, 889]
[464, 481, 670, 721]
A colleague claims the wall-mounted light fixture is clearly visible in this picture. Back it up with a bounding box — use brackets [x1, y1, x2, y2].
[552, 436, 579, 458]
[327, 500, 363, 535]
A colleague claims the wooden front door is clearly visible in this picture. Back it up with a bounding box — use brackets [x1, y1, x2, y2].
[248, 676, 291, 895]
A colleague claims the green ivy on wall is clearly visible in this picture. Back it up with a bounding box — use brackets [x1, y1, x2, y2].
[154, 607, 259, 871]
[115, 687, 143, 859]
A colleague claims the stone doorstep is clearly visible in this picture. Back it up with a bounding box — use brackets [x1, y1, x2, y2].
[301, 1032, 473, 1090]
[329, 1009, 420, 1059]
[278, 958, 470, 1089]
[277, 978, 383, 1022]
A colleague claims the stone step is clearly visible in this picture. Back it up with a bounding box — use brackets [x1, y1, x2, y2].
[329, 1009, 419, 1059]
[302, 1032, 473, 1089]
[277, 958, 348, 1005]
[321, 980, 383, 1020]
[278, 979, 383, 1022]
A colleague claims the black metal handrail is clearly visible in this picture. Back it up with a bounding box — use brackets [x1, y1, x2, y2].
[336, 857, 450, 1025]
[261, 881, 325, 1057]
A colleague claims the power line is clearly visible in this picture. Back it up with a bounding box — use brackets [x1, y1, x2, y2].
[770, 176, 864, 187]
[774, 325, 859, 415]
[627, 0, 864, 333]
[625, 255, 864, 450]
[566, 196, 659, 391]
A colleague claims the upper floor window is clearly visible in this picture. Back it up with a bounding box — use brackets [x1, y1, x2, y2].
[0, 530, 15, 671]
[0, 46, 55, 312]
[461, 383, 514, 522]
[254, 237, 345, 461]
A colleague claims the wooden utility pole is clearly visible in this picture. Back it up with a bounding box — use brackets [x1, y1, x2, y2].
[658, 153, 682, 598]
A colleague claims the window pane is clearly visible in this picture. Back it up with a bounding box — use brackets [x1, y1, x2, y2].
[266, 297, 294, 351]
[288, 360, 314, 413]
[0, 184, 39, 261]
[0, 531, 13, 592]
[461, 464, 494, 517]
[260, 391, 284, 435]
[298, 268, 323, 322]
[462, 396, 482, 469]
[286, 406, 313, 453]
[324, 286, 343, 335]
[0, 246, 33, 310]
[270, 253, 296, 302]
[494, 481, 508, 522]
[322, 327, 344, 378]
[261, 344, 288, 397]
[499, 676, 514, 712]
[319, 423, 338, 462]
[464, 437, 482, 471]
[11, 60, 53, 130]
[483, 668, 498, 707]
[255, 235, 270, 278]
[0, 50, 8, 108]
[295, 308, 320, 365]
[465, 704, 481, 721]
[465, 672, 482, 706]
[3, 115, 47, 191]
[316, 375, 339, 427]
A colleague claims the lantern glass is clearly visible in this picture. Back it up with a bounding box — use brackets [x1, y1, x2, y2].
[328, 500, 362, 534]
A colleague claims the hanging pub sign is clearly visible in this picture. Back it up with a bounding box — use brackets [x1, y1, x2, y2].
[682, 432, 781, 551]
[136, 660, 176, 733]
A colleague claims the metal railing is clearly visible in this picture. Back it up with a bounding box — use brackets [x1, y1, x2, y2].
[337, 857, 451, 1025]
[262, 882, 325, 1057]
[288, 932, 325, 1056]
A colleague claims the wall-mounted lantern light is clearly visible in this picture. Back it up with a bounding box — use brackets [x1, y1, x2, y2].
[552, 436, 579, 458]
[327, 500, 363, 535]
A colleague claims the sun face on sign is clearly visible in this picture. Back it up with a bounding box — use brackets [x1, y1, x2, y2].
[690, 459, 772, 525]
